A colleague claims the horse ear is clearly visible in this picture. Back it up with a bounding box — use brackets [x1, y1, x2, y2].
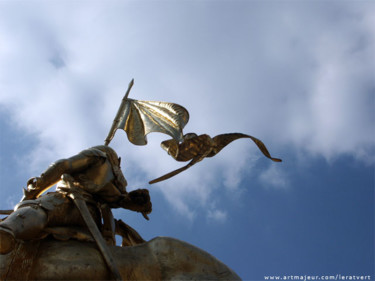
[118, 157, 121, 166]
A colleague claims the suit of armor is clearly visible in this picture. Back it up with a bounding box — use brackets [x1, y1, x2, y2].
[0, 146, 151, 254]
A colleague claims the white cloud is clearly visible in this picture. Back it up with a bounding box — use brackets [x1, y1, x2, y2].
[207, 208, 227, 223]
[0, 1, 374, 219]
[259, 164, 289, 189]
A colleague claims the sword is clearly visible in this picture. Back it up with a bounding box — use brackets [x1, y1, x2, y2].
[60, 174, 122, 281]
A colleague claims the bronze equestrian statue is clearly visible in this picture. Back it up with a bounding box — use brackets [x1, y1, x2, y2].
[0, 80, 280, 280]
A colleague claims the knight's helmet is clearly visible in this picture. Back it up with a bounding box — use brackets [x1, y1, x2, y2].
[92, 145, 127, 194]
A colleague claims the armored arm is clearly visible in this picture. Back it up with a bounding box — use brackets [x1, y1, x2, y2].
[23, 151, 104, 200]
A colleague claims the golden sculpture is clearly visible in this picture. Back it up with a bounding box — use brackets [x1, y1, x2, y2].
[105, 79, 189, 146]
[0, 79, 281, 281]
[104, 79, 282, 184]
[150, 133, 282, 184]
[0, 145, 151, 280]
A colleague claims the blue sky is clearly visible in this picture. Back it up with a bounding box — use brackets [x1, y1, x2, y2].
[0, 1, 374, 280]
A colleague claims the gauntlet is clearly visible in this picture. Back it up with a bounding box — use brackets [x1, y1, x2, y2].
[111, 189, 152, 219]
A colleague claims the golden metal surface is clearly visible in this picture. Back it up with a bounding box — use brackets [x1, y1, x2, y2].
[118, 99, 189, 145]
[105, 79, 189, 146]
[0, 80, 281, 281]
[150, 133, 282, 184]
[1, 237, 241, 280]
[62, 175, 122, 281]
[104, 80, 281, 184]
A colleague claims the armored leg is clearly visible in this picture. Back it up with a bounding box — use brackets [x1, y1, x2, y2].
[0, 206, 47, 254]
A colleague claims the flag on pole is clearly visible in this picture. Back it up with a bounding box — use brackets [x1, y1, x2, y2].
[105, 79, 189, 146]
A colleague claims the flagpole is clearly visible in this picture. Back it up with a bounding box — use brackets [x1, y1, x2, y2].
[104, 79, 134, 146]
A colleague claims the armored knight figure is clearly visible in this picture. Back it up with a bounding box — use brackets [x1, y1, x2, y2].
[0, 145, 152, 255]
